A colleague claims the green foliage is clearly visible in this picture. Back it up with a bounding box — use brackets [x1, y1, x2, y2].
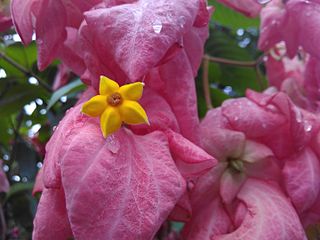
[47, 79, 85, 110]
[208, 0, 260, 30]
[0, 42, 37, 78]
[0, 82, 48, 116]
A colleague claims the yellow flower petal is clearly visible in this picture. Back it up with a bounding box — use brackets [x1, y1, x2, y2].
[119, 100, 149, 125]
[100, 107, 122, 138]
[82, 95, 107, 117]
[99, 75, 119, 95]
[118, 82, 144, 101]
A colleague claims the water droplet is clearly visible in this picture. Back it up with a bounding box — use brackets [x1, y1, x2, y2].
[40, 109, 47, 115]
[236, 29, 244, 36]
[304, 121, 312, 132]
[36, 162, 43, 168]
[293, 107, 303, 123]
[257, 0, 271, 4]
[106, 134, 120, 154]
[36, 39, 43, 45]
[266, 105, 277, 112]
[60, 96, 67, 103]
[12, 175, 21, 182]
[3, 165, 9, 172]
[152, 20, 162, 34]
[178, 16, 186, 28]
[52, 125, 57, 131]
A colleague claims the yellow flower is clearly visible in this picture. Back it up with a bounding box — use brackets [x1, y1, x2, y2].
[81, 76, 149, 138]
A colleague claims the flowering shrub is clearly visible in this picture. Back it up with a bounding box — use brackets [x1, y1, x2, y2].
[0, 0, 319, 239]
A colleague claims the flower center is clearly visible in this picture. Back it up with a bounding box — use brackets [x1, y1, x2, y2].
[107, 93, 122, 106]
[227, 157, 244, 173]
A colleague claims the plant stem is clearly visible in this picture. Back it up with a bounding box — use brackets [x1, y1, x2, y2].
[0, 207, 6, 240]
[0, 51, 52, 92]
[203, 54, 258, 68]
[202, 56, 213, 110]
[202, 54, 266, 105]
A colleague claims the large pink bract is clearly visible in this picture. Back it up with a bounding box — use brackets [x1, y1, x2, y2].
[182, 90, 320, 239]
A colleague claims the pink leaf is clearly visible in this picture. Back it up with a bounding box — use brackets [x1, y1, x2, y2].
[220, 169, 246, 204]
[200, 118, 246, 161]
[259, 0, 320, 59]
[241, 140, 274, 163]
[53, 64, 71, 91]
[165, 129, 217, 179]
[61, 129, 185, 239]
[36, 0, 67, 70]
[258, 0, 285, 52]
[57, 27, 86, 77]
[84, 0, 199, 81]
[40, 105, 188, 239]
[221, 98, 286, 139]
[130, 88, 180, 134]
[283, 148, 320, 212]
[214, 179, 306, 240]
[150, 50, 201, 144]
[10, 0, 36, 45]
[33, 188, 73, 240]
[32, 168, 44, 196]
[0, 12, 12, 32]
[0, 161, 9, 193]
[182, 198, 232, 240]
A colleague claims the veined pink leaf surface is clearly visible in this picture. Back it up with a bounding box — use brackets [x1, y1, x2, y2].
[11, 0, 102, 70]
[214, 179, 306, 240]
[259, 0, 320, 59]
[11, 0, 35, 45]
[182, 198, 232, 240]
[37, 99, 215, 239]
[83, 0, 199, 81]
[283, 148, 320, 213]
[33, 188, 73, 240]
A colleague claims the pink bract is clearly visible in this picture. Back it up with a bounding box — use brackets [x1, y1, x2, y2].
[182, 90, 320, 239]
[264, 42, 320, 112]
[0, 161, 9, 193]
[33, 94, 215, 239]
[79, 0, 210, 86]
[10, 0, 100, 70]
[0, 2, 12, 32]
[259, 0, 320, 59]
[11, 0, 211, 145]
[52, 64, 71, 90]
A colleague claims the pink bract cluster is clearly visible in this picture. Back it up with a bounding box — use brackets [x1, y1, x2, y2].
[9, 0, 320, 239]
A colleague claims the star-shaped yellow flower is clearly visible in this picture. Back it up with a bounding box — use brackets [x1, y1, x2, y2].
[82, 76, 149, 138]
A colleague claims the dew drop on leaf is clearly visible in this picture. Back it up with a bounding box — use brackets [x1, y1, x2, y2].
[152, 20, 162, 34]
[256, 0, 271, 4]
[106, 134, 120, 154]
